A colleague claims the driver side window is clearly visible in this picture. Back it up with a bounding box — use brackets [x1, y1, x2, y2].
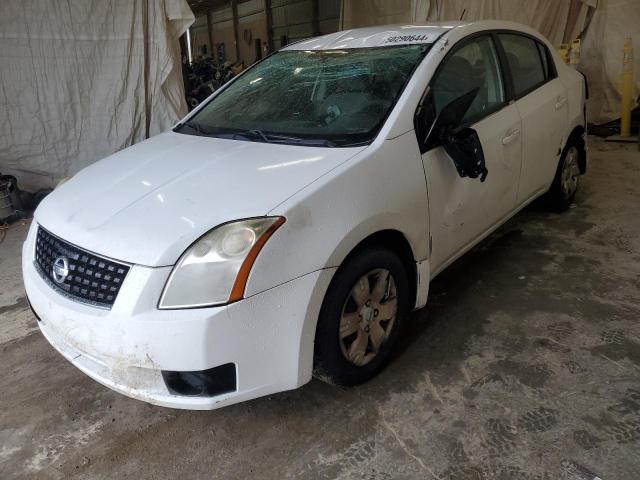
[432, 35, 505, 125]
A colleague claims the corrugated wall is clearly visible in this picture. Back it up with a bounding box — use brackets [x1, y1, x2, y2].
[271, 0, 340, 48]
[191, 13, 211, 57]
[205, 1, 268, 64]
[199, 0, 341, 64]
[237, 0, 268, 64]
[210, 4, 235, 62]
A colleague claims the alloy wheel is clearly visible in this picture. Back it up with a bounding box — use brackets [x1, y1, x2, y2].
[561, 146, 580, 199]
[338, 268, 398, 366]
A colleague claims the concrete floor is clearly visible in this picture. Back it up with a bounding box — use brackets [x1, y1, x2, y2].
[1, 137, 639, 480]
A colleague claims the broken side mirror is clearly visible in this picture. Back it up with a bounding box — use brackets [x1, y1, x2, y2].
[425, 88, 488, 182]
[442, 127, 488, 182]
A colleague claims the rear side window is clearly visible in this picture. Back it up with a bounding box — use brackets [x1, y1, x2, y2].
[431, 35, 505, 124]
[536, 41, 556, 79]
[499, 33, 546, 97]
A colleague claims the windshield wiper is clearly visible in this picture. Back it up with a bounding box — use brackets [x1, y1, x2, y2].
[274, 136, 337, 147]
[260, 132, 338, 147]
[232, 129, 335, 146]
[232, 129, 272, 143]
[183, 126, 339, 147]
[178, 120, 206, 135]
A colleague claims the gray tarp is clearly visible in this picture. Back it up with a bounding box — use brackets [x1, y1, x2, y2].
[0, 0, 194, 189]
[342, 0, 640, 123]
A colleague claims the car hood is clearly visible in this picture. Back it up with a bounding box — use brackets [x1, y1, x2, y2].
[36, 132, 366, 266]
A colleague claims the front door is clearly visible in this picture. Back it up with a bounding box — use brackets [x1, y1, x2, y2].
[417, 34, 523, 273]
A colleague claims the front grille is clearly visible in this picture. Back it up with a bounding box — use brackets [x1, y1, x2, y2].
[34, 226, 130, 308]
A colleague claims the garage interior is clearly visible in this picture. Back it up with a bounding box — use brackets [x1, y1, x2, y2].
[1, 1, 640, 479]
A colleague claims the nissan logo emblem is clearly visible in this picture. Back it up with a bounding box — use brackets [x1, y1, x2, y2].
[52, 256, 69, 284]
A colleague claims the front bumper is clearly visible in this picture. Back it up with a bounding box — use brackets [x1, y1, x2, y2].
[22, 224, 334, 409]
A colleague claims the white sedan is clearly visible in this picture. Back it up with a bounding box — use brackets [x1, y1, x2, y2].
[23, 20, 587, 409]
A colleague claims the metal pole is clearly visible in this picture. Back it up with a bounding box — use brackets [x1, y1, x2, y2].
[231, 0, 240, 62]
[312, 0, 320, 37]
[207, 9, 214, 59]
[264, 0, 274, 52]
[606, 37, 638, 143]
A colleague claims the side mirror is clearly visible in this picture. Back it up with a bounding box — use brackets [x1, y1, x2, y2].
[425, 88, 488, 182]
[425, 88, 479, 148]
[442, 127, 488, 182]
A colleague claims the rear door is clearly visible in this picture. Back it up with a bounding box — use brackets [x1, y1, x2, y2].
[498, 33, 569, 203]
[417, 34, 523, 272]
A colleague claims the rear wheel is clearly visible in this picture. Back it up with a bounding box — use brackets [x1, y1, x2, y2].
[547, 139, 582, 211]
[313, 247, 410, 386]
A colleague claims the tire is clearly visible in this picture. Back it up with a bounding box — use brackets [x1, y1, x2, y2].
[547, 138, 582, 212]
[313, 247, 410, 386]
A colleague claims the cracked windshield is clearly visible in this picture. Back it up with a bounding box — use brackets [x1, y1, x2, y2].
[179, 45, 430, 147]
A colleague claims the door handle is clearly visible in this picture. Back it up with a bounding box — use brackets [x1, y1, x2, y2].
[501, 129, 520, 145]
[555, 96, 567, 110]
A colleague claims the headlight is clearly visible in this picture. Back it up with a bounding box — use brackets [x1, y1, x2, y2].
[159, 217, 285, 309]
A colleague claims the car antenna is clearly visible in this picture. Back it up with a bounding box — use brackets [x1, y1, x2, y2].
[459, 9, 466, 20]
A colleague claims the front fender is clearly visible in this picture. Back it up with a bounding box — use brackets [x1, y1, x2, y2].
[245, 131, 430, 298]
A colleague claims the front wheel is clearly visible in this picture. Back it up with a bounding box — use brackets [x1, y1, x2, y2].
[547, 140, 582, 211]
[313, 247, 410, 386]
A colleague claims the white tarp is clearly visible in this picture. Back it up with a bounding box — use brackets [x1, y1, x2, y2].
[343, 0, 640, 123]
[0, 0, 194, 190]
[412, 0, 574, 45]
[579, 0, 640, 121]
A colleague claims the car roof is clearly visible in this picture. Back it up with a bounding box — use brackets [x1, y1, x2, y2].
[281, 21, 541, 51]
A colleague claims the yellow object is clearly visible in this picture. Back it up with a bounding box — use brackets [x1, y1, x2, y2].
[558, 44, 570, 64]
[621, 37, 634, 138]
